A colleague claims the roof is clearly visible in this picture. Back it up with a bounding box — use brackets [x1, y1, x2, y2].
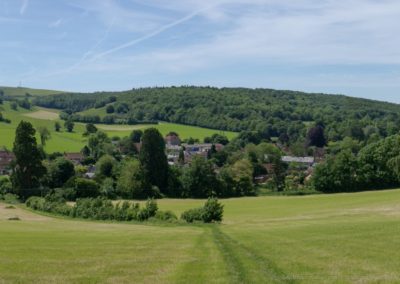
[0, 151, 14, 169]
[64, 152, 84, 160]
[282, 156, 315, 164]
[0, 151, 14, 159]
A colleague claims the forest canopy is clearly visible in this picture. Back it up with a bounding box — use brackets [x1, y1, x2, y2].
[34, 86, 400, 143]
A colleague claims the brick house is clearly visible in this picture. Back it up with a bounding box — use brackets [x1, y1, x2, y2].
[0, 150, 15, 175]
[64, 152, 84, 165]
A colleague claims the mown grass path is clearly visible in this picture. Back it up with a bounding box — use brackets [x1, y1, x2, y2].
[211, 226, 297, 284]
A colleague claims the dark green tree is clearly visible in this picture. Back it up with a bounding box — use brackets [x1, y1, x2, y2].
[11, 121, 46, 194]
[37, 126, 51, 146]
[64, 119, 75, 132]
[10, 102, 18, 110]
[47, 157, 75, 188]
[306, 125, 326, 148]
[106, 105, 115, 113]
[54, 121, 61, 132]
[181, 156, 219, 197]
[95, 155, 116, 179]
[139, 128, 169, 193]
[130, 129, 143, 143]
[85, 123, 98, 135]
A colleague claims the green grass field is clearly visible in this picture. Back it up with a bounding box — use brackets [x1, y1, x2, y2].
[0, 101, 237, 153]
[0, 86, 64, 97]
[1, 190, 400, 283]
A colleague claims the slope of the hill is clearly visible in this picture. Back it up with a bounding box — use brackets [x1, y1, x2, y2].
[0, 86, 63, 98]
[34, 86, 400, 140]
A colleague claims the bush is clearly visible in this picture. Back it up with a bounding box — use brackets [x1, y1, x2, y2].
[26, 195, 164, 223]
[137, 199, 158, 221]
[26, 195, 72, 215]
[202, 198, 224, 223]
[71, 198, 114, 220]
[154, 210, 177, 222]
[181, 207, 204, 223]
[75, 178, 99, 198]
[0, 176, 12, 195]
[26, 196, 45, 210]
[2, 193, 20, 204]
[114, 201, 140, 221]
[181, 198, 224, 223]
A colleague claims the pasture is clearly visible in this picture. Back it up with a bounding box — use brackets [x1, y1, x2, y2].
[1, 190, 400, 283]
[0, 102, 237, 153]
[0, 86, 63, 98]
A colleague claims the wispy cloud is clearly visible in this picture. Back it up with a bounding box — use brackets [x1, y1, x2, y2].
[48, 18, 62, 28]
[90, 2, 222, 60]
[19, 0, 29, 15]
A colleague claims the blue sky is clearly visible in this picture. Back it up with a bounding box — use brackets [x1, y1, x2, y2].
[0, 0, 399, 103]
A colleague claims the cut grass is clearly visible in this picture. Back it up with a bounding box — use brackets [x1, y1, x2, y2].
[1, 190, 400, 283]
[22, 109, 60, 120]
[0, 101, 237, 152]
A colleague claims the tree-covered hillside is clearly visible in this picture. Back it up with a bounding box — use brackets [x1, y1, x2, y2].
[34, 86, 400, 142]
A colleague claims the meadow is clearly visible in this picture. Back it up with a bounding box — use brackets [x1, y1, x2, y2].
[0, 102, 236, 153]
[0, 86, 63, 98]
[1, 190, 400, 283]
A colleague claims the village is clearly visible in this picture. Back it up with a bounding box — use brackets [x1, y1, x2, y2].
[0, 132, 319, 187]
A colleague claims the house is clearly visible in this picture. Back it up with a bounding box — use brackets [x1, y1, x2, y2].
[165, 132, 181, 146]
[281, 156, 315, 165]
[281, 156, 315, 170]
[182, 143, 223, 154]
[0, 150, 15, 175]
[64, 152, 84, 164]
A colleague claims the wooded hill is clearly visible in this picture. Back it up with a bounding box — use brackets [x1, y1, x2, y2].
[34, 86, 400, 142]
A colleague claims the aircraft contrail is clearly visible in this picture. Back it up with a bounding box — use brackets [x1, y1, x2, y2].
[90, 3, 220, 61]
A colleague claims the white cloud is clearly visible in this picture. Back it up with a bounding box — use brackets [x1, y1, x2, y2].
[19, 0, 28, 15]
[68, 0, 167, 33]
[49, 18, 62, 28]
[112, 0, 400, 72]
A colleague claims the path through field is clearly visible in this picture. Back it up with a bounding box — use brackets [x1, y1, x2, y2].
[1, 190, 400, 283]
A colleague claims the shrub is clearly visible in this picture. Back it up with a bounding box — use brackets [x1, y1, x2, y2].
[181, 198, 224, 223]
[0, 176, 12, 195]
[2, 193, 20, 204]
[154, 210, 178, 222]
[75, 178, 99, 198]
[26, 195, 72, 216]
[27, 195, 162, 223]
[26, 196, 45, 210]
[113, 201, 139, 221]
[71, 198, 114, 220]
[137, 199, 158, 221]
[181, 207, 204, 223]
[202, 198, 224, 223]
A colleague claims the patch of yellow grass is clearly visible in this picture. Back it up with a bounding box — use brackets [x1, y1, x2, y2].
[0, 203, 50, 221]
[95, 124, 150, 131]
[23, 110, 59, 121]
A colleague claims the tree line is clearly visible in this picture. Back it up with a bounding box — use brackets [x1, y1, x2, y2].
[34, 86, 400, 148]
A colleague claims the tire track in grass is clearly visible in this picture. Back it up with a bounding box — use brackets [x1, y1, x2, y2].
[212, 226, 297, 284]
[174, 228, 229, 283]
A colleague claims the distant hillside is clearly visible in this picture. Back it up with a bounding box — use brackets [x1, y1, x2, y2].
[0, 86, 64, 98]
[34, 86, 400, 142]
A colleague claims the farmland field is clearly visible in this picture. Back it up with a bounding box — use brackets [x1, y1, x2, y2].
[0, 102, 237, 153]
[0, 86, 63, 97]
[1, 190, 400, 283]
